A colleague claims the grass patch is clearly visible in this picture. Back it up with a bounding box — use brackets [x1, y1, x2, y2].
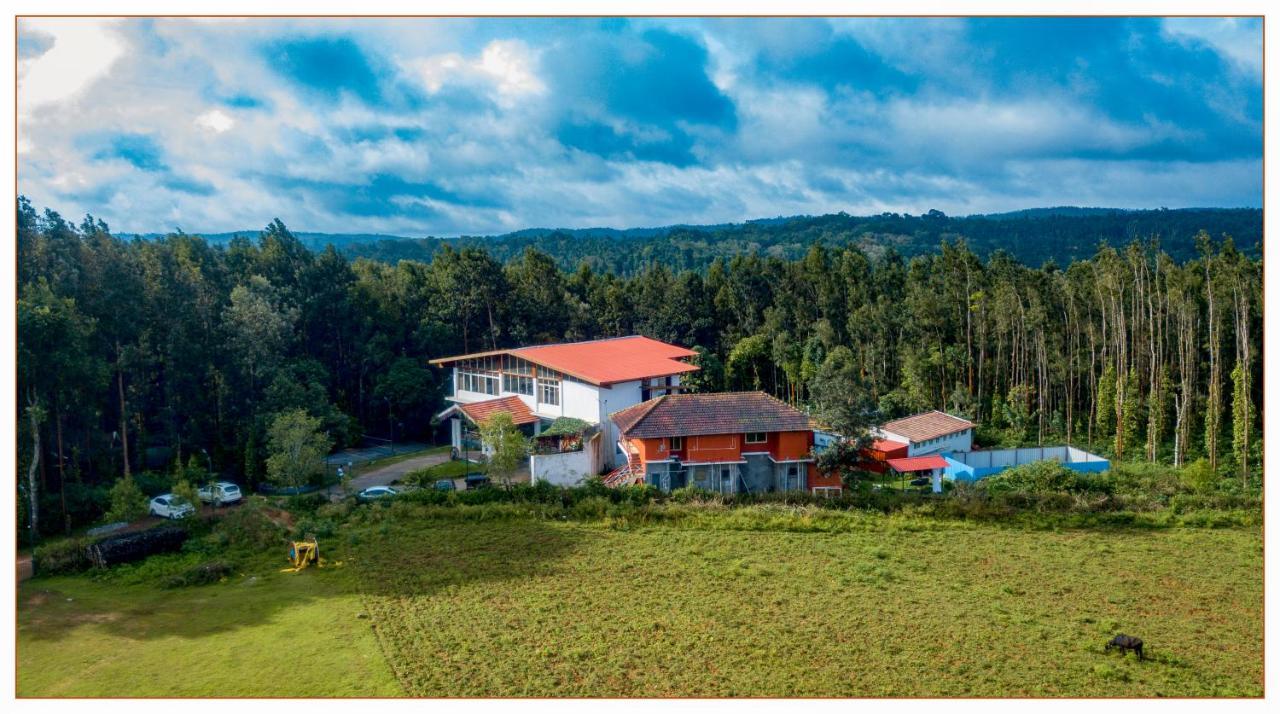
[18, 560, 399, 696]
[354, 515, 1261, 697]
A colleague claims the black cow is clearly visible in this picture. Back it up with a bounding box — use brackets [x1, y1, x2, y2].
[1105, 634, 1145, 660]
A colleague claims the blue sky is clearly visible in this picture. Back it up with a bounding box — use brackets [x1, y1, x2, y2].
[17, 17, 1262, 235]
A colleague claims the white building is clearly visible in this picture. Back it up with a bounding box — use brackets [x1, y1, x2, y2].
[873, 410, 974, 456]
[431, 335, 699, 484]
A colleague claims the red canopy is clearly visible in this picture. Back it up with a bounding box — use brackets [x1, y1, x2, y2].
[886, 455, 948, 473]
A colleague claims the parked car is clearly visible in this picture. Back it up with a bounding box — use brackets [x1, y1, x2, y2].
[433, 479, 456, 491]
[464, 473, 491, 490]
[149, 494, 195, 520]
[357, 486, 399, 502]
[197, 481, 243, 505]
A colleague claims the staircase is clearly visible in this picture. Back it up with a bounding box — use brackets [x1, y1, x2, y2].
[602, 450, 645, 487]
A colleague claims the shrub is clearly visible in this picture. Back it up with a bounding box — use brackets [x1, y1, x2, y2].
[164, 560, 232, 588]
[1180, 459, 1219, 494]
[33, 537, 93, 576]
[981, 461, 1111, 496]
[104, 475, 148, 523]
[293, 516, 337, 539]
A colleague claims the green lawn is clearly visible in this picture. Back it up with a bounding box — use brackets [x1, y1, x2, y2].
[18, 509, 1262, 697]
[17, 562, 399, 696]
[355, 516, 1262, 697]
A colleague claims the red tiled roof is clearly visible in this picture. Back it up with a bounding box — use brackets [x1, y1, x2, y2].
[870, 439, 909, 456]
[610, 391, 815, 439]
[430, 335, 698, 386]
[886, 455, 949, 472]
[459, 396, 538, 426]
[879, 410, 974, 443]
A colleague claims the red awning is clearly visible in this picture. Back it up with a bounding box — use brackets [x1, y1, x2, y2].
[886, 455, 948, 472]
[869, 439, 908, 457]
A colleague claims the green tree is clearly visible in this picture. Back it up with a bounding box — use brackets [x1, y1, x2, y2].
[1117, 371, 1142, 461]
[808, 346, 876, 437]
[105, 475, 147, 523]
[1095, 364, 1116, 450]
[478, 412, 528, 487]
[1231, 361, 1253, 486]
[265, 409, 332, 490]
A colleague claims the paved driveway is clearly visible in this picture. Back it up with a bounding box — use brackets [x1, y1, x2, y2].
[339, 450, 452, 498]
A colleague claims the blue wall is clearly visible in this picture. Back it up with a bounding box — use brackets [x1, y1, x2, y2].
[943, 452, 1110, 483]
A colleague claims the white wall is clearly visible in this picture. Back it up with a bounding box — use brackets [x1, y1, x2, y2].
[878, 427, 972, 456]
[595, 380, 644, 469]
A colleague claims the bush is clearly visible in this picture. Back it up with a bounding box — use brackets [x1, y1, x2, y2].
[33, 537, 93, 576]
[164, 560, 232, 588]
[105, 475, 149, 523]
[293, 516, 337, 539]
[133, 471, 174, 497]
[1180, 459, 1219, 494]
[981, 461, 1111, 496]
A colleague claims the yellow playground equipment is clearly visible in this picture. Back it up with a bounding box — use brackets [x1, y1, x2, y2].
[284, 535, 319, 572]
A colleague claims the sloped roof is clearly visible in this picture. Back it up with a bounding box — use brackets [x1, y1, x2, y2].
[430, 335, 698, 386]
[869, 439, 909, 456]
[459, 396, 538, 426]
[879, 411, 973, 443]
[887, 455, 949, 472]
[611, 391, 815, 439]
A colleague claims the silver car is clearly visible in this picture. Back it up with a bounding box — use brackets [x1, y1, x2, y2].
[197, 481, 243, 505]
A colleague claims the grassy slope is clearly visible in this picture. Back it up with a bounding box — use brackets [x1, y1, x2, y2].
[357, 519, 1262, 697]
[17, 563, 400, 697]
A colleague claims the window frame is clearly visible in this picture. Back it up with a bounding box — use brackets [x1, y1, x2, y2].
[538, 377, 561, 406]
[744, 431, 768, 445]
[669, 436, 684, 451]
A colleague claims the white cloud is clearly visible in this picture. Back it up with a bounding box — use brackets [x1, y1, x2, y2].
[1162, 18, 1262, 76]
[18, 19, 126, 114]
[195, 109, 235, 133]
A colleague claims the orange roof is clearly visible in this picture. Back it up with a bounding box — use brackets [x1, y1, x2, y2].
[869, 439, 909, 456]
[886, 455, 949, 472]
[459, 396, 538, 426]
[431, 336, 698, 386]
[879, 411, 974, 443]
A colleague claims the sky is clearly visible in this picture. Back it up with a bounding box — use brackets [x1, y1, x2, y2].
[16, 17, 1263, 236]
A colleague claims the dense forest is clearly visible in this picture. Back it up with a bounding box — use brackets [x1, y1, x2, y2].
[17, 196, 1261, 540]
[342, 207, 1263, 273]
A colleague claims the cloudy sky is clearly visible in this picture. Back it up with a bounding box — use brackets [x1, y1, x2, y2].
[17, 17, 1262, 235]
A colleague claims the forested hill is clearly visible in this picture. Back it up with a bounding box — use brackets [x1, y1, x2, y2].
[345, 207, 1261, 273]
[120, 207, 1261, 274]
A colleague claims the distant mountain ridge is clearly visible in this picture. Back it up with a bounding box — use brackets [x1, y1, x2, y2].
[118, 206, 1262, 273]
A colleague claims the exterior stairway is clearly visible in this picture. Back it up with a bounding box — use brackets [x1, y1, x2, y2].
[602, 451, 645, 487]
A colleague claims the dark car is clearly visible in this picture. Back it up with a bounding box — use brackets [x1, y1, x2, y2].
[464, 473, 491, 490]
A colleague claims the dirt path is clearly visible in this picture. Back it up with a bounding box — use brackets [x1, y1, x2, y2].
[342, 450, 452, 496]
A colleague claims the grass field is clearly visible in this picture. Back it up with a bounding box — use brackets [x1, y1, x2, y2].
[17, 508, 1262, 697]
[17, 559, 399, 696]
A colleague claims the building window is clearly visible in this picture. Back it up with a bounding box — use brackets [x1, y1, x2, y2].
[503, 374, 534, 396]
[813, 487, 842, 499]
[539, 378, 560, 406]
[745, 432, 767, 444]
[669, 436, 683, 451]
[459, 369, 498, 395]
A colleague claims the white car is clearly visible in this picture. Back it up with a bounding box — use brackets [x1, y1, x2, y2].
[197, 481, 243, 505]
[149, 494, 195, 520]
[357, 486, 398, 502]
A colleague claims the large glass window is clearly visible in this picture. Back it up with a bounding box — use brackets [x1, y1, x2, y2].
[539, 378, 560, 406]
[503, 374, 534, 395]
[745, 432, 767, 444]
[458, 369, 498, 395]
